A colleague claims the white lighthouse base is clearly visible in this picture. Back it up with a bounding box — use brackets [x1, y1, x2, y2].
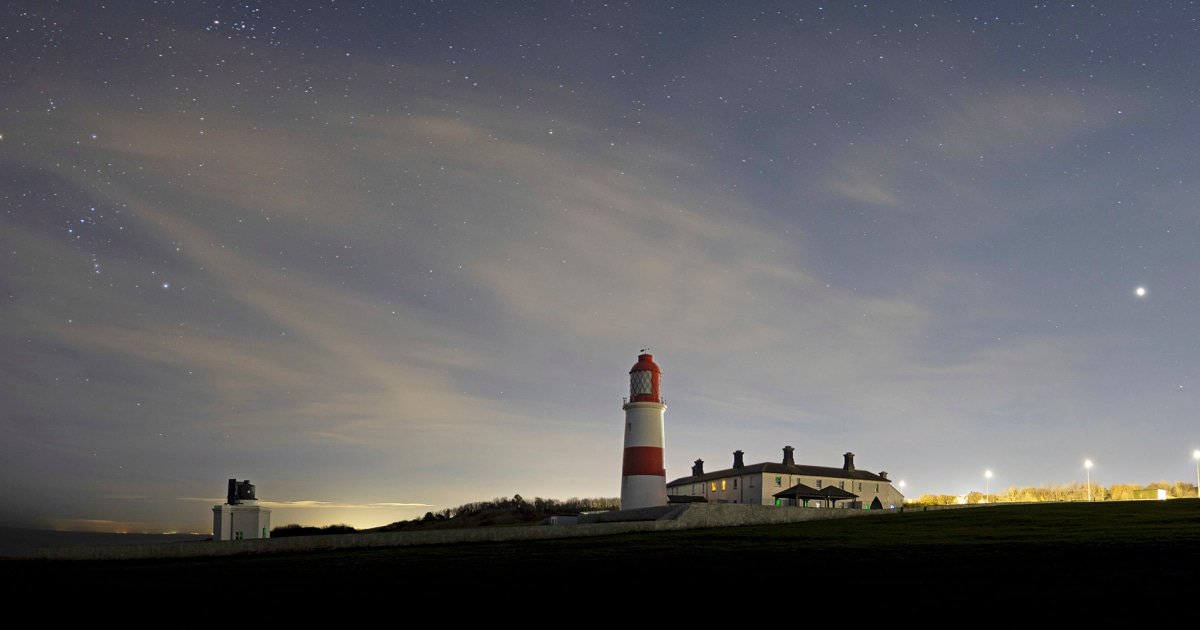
[213, 502, 272, 541]
[621, 474, 667, 510]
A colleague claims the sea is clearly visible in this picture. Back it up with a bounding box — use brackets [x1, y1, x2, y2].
[0, 527, 209, 558]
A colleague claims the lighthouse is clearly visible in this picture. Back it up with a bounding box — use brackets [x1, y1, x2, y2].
[621, 351, 668, 509]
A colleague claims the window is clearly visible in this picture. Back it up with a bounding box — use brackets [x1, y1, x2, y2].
[710, 482, 717, 492]
[775, 476, 782, 487]
[839, 481, 845, 489]
[733, 479, 738, 490]
[876, 483, 880, 492]
[858, 482, 862, 491]
[721, 479, 727, 491]
[631, 371, 652, 395]
[816, 479, 822, 488]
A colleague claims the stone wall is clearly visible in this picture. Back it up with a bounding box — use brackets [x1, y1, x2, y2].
[35, 503, 896, 561]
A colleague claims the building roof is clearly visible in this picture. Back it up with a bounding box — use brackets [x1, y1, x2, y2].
[818, 486, 859, 500]
[773, 483, 824, 500]
[667, 462, 889, 488]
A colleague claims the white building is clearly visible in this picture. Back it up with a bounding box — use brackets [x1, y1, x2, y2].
[213, 479, 271, 541]
[667, 447, 904, 509]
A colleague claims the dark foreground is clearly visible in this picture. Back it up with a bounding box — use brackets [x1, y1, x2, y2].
[5, 500, 1198, 599]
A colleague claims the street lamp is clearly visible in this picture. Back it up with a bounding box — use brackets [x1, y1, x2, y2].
[1084, 459, 1093, 502]
[984, 470, 993, 504]
[1193, 450, 1199, 499]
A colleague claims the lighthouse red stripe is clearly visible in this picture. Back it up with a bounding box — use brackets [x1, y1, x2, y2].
[622, 446, 665, 476]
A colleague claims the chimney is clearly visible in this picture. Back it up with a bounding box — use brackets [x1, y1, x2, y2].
[782, 446, 795, 466]
[692, 459, 705, 476]
[733, 450, 745, 469]
[879, 471, 889, 480]
[843, 452, 856, 472]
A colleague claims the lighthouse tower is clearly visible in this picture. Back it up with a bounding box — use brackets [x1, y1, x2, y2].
[621, 352, 668, 510]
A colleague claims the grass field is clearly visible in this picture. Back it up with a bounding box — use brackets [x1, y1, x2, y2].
[7, 500, 1199, 599]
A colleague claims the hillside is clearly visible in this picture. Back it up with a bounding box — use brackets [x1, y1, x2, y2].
[8, 499, 1199, 603]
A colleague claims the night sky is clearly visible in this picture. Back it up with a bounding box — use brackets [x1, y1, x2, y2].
[4, 2, 1200, 533]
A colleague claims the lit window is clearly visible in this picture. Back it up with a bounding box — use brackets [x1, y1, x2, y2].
[711, 482, 717, 492]
[721, 480, 727, 491]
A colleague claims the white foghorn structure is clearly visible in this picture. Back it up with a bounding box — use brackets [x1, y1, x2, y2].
[213, 479, 271, 541]
[620, 352, 668, 510]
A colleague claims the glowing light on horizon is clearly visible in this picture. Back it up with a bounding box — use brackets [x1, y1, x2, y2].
[1085, 459, 1094, 502]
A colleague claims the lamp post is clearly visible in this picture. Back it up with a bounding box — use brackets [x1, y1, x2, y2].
[1193, 450, 1199, 499]
[984, 470, 992, 504]
[1084, 459, 1093, 502]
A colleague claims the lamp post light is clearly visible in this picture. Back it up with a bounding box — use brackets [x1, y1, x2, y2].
[898, 480, 906, 504]
[1193, 450, 1199, 499]
[984, 470, 992, 504]
[1084, 459, 1093, 502]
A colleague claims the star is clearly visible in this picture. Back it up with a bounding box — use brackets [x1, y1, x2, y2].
[1135, 286, 1147, 298]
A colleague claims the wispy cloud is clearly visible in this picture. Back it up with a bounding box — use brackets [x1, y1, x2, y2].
[178, 498, 432, 509]
[260, 500, 435, 509]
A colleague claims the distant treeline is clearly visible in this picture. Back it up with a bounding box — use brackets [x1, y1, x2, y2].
[415, 495, 621, 523]
[271, 495, 621, 537]
[912, 480, 1198, 506]
[378, 494, 621, 531]
[271, 523, 359, 537]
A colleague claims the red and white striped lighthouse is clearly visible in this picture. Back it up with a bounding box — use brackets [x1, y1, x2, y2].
[621, 351, 668, 510]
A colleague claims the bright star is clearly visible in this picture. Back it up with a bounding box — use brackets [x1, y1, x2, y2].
[1135, 286, 1146, 298]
